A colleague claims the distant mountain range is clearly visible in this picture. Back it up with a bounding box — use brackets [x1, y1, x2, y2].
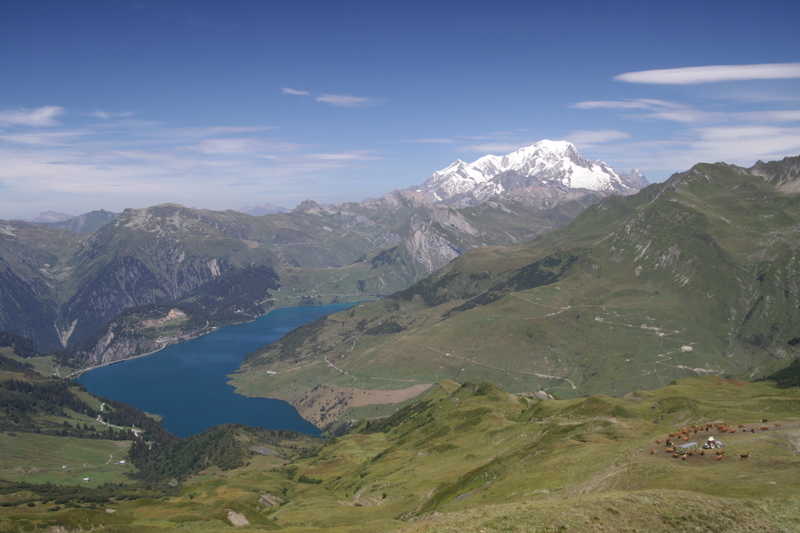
[235, 155, 800, 427]
[239, 203, 289, 216]
[0, 141, 643, 367]
[28, 211, 73, 223]
[16, 210, 119, 234]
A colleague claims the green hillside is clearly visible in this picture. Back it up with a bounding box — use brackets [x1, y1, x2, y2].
[3, 376, 800, 531]
[0, 351, 140, 488]
[234, 156, 800, 426]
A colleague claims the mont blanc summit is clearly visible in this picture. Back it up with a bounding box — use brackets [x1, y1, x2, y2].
[419, 140, 645, 206]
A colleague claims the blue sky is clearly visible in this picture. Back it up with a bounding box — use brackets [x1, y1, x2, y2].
[1, 0, 799, 217]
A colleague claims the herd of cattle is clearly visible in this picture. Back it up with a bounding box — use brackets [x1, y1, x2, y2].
[649, 420, 782, 462]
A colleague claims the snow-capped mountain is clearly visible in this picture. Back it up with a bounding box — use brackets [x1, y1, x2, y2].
[417, 140, 646, 206]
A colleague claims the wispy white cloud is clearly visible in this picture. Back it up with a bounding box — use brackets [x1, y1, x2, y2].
[735, 110, 800, 123]
[0, 139, 382, 217]
[716, 89, 800, 104]
[571, 98, 679, 110]
[315, 94, 374, 107]
[692, 126, 800, 158]
[615, 63, 800, 85]
[88, 110, 135, 120]
[645, 108, 718, 123]
[463, 142, 524, 153]
[572, 98, 708, 122]
[0, 106, 64, 127]
[0, 130, 90, 146]
[191, 137, 300, 155]
[281, 87, 310, 96]
[0, 106, 385, 218]
[583, 125, 800, 181]
[565, 129, 630, 145]
[306, 151, 380, 161]
[403, 138, 456, 144]
[573, 98, 800, 124]
[170, 125, 275, 138]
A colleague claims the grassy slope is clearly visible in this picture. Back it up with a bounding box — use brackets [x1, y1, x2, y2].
[0, 433, 133, 486]
[0, 353, 137, 487]
[233, 159, 800, 423]
[4, 377, 800, 531]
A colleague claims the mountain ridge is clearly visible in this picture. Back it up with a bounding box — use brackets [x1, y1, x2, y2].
[0, 141, 643, 367]
[233, 155, 800, 428]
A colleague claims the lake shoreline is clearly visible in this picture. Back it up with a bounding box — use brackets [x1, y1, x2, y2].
[65, 325, 217, 379]
[69, 299, 373, 380]
[76, 303, 357, 437]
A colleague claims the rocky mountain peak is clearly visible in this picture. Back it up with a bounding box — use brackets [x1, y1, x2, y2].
[417, 139, 643, 206]
[620, 168, 649, 189]
[293, 200, 325, 214]
[750, 155, 800, 192]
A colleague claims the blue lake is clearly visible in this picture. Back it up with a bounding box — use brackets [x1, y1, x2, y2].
[78, 303, 355, 437]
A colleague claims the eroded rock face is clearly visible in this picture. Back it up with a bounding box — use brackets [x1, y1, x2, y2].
[294, 384, 433, 428]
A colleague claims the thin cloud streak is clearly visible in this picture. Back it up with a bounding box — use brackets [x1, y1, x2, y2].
[572, 99, 680, 110]
[315, 94, 374, 107]
[0, 130, 91, 146]
[191, 137, 301, 155]
[403, 138, 456, 144]
[0, 106, 64, 127]
[281, 87, 310, 96]
[615, 63, 800, 85]
[463, 142, 524, 153]
[88, 110, 135, 120]
[306, 151, 380, 161]
[574, 98, 800, 124]
[566, 129, 630, 145]
[588, 126, 800, 182]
